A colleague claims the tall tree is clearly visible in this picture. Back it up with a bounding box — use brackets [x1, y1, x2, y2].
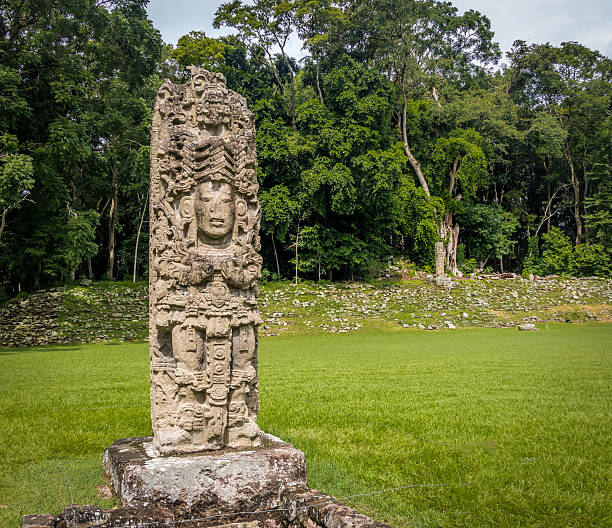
[0, 0, 162, 293]
[215, 0, 301, 128]
[324, 0, 500, 272]
[508, 41, 612, 245]
[428, 128, 488, 274]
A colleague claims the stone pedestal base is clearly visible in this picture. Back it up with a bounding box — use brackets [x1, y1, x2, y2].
[102, 435, 307, 518]
[22, 435, 392, 528]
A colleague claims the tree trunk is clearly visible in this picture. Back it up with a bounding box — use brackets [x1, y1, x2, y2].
[133, 193, 148, 283]
[315, 60, 323, 104]
[294, 221, 299, 286]
[401, 90, 430, 197]
[107, 165, 118, 279]
[448, 224, 460, 276]
[260, 44, 292, 121]
[435, 161, 461, 276]
[547, 183, 551, 233]
[582, 149, 589, 233]
[563, 139, 582, 244]
[481, 249, 494, 269]
[271, 233, 280, 278]
[87, 258, 93, 278]
[0, 210, 6, 244]
[274, 37, 297, 130]
[288, 65, 296, 129]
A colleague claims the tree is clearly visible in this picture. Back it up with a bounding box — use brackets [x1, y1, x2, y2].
[63, 208, 100, 281]
[171, 33, 278, 115]
[459, 203, 519, 270]
[0, 136, 33, 243]
[171, 31, 228, 71]
[508, 41, 612, 245]
[259, 184, 298, 276]
[0, 0, 162, 294]
[340, 0, 498, 193]
[318, 0, 500, 273]
[215, 0, 301, 128]
[293, 0, 344, 103]
[428, 128, 488, 274]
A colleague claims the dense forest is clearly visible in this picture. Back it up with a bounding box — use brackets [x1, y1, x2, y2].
[1, 0, 610, 300]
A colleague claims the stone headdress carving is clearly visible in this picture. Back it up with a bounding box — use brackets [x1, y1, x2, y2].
[149, 68, 262, 454]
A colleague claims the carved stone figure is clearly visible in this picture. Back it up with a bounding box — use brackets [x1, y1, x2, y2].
[149, 67, 262, 454]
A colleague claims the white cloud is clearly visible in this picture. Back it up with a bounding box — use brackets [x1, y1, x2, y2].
[147, 0, 612, 57]
[451, 0, 611, 56]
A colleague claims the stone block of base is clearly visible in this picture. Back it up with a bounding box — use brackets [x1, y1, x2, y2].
[23, 492, 392, 528]
[102, 434, 307, 518]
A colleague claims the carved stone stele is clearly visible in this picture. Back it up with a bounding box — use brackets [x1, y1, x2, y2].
[434, 241, 445, 276]
[149, 67, 263, 454]
[22, 71, 394, 525]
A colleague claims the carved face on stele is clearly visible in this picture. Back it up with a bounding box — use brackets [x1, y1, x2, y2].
[195, 180, 235, 245]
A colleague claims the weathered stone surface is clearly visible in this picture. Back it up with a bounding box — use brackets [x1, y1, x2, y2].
[517, 323, 538, 331]
[434, 241, 445, 276]
[433, 274, 452, 288]
[22, 492, 392, 528]
[149, 67, 262, 454]
[23, 505, 176, 528]
[103, 435, 307, 517]
[284, 491, 392, 528]
[21, 514, 56, 528]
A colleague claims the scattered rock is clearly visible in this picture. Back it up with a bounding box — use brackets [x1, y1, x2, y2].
[433, 275, 453, 288]
[518, 323, 538, 331]
[97, 485, 113, 500]
[1, 276, 611, 346]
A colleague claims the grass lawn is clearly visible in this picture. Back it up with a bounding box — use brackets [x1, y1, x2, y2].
[1, 324, 611, 527]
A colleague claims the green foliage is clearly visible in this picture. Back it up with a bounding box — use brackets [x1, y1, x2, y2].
[172, 31, 228, 70]
[62, 209, 100, 276]
[584, 159, 612, 254]
[0, 151, 34, 211]
[526, 227, 611, 277]
[297, 225, 367, 279]
[0, 0, 163, 292]
[259, 184, 298, 240]
[459, 204, 519, 266]
[526, 112, 566, 160]
[571, 243, 610, 277]
[461, 258, 478, 275]
[1, 0, 611, 293]
[537, 227, 574, 275]
[302, 159, 356, 215]
[428, 128, 488, 199]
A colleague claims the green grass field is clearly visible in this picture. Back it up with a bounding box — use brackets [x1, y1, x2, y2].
[1, 324, 611, 527]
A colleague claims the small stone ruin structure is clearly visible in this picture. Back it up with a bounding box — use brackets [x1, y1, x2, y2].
[22, 68, 391, 528]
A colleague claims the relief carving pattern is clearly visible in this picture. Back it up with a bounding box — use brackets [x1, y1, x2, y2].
[149, 68, 262, 454]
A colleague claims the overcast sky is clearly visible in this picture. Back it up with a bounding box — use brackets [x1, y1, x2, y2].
[146, 0, 612, 59]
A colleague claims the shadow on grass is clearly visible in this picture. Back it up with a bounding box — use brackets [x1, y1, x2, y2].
[0, 345, 83, 356]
